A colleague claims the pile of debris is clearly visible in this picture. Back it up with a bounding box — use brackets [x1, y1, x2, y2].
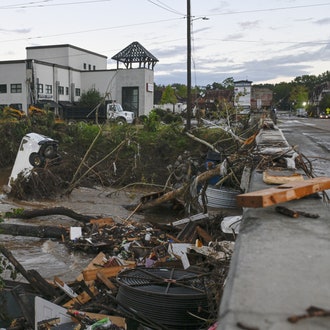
[0, 208, 236, 330]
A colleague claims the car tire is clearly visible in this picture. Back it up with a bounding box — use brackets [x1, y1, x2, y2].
[116, 118, 126, 125]
[40, 144, 57, 158]
[29, 152, 45, 167]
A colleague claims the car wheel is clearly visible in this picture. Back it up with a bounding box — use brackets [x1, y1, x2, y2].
[42, 144, 57, 158]
[116, 118, 125, 125]
[29, 152, 45, 167]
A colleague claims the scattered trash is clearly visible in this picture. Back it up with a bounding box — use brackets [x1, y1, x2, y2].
[221, 215, 242, 234]
[0, 208, 234, 329]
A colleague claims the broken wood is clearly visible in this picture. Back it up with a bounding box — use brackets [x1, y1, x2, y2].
[90, 217, 115, 226]
[296, 210, 319, 218]
[237, 176, 330, 208]
[263, 169, 304, 185]
[275, 206, 319, 219]
[196, 226, 213, 244]
[96, 271, 117, 292]
[82, 264, 135, 282]
[138, 164, 222, 211]
[6, 206, 95, 223]
[170, 212, 209, 226]
[63, 285, 99, 308]
[54, 276, 78, 299]
[288, 306, 330, 323]
[275, 206, 299, 218]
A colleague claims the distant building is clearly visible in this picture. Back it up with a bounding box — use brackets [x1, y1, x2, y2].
[234, 80, 252, 112]
[251, 87, 273, 110]
[0, 42, 158, 117]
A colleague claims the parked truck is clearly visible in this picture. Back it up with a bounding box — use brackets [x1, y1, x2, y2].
[60, 101, 135, 124]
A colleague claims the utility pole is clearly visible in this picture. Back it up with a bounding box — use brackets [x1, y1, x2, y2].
[186, 0, 191, 131]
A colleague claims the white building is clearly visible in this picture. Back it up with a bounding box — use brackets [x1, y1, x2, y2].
[234, 80, 252, 112]
[0, 42, 158, 117]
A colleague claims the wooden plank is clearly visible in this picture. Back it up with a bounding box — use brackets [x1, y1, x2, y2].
[82, 264, 135, 282]
[170, 212, 209, 226]
[63, 285, 99, 308]
[237, 176, 330, 208]
[89, 217, 115, 227]
[76, 252, 106, 281]
[54, 276, 78, 298]
[196, 226, 213, 244]
[96, 271, 117, 291]
[263, 169, 304, 185]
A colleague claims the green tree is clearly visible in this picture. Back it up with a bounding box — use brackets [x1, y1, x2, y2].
[160, 85, 178, 113]
[273, 82, 292, 110]
[78, 88, 103, 107]
[222, 77, 235, 89]
[289, 85, 309, 109]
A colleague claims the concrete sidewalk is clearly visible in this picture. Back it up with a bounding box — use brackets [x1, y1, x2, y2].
[217, 121, 330, 330]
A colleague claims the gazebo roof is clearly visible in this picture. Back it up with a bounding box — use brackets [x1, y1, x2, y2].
[111, 41, 158, 70]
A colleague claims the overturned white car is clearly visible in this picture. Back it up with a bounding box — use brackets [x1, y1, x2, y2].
[8, 133, 60, 188]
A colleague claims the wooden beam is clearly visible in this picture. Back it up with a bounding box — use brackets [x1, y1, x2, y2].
[82, 264, 135, 282]
[237, 176, 330, 208]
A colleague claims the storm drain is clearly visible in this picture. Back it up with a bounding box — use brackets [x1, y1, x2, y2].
[116, 267, 209, 329]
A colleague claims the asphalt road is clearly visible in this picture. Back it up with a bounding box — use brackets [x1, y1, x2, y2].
[277, 114, 330, 178]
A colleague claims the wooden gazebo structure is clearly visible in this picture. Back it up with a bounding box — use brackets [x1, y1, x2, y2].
[112, 41, 158, 70]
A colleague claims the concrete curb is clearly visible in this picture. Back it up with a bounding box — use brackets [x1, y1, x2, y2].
[217, 123, 330, 330]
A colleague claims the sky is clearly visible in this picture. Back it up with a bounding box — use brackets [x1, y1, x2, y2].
[0, 0, 330, 87]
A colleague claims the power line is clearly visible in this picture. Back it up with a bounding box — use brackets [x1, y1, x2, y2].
[204, 2, 330, 17]
[200, 38, 330, 46]
[0, 0, 113, 9]
[0, 17, 181, 44]
[146, 0, 183, 16]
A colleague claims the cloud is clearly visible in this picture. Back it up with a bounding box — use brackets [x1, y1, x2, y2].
[222, 33, 244, 41]
[239, 20, 260, 30]
[314, 17, 330, 25]
[154, 41, 330, 86]
[0, 28, 31, 34]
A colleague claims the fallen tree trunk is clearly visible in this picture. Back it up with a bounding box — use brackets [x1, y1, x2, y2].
[6, 206, 95, 223]
[138, 164, 222, 211]
[0, 223, 68, 239]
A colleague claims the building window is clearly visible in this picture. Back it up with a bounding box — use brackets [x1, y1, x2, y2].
[83, 63, 87, 70]
[10, 84, 22, 93]
[66, 87, 69, 95]
[0, 84, 7, 93]
[37, 83, 43, 93]
[88, 64, 91, 70]
[122, 87, 139, 116]
[9, 103, 22, 110]
[46, 84, 52, 94]
[75, 88, 81, 96]
[93, 65, 96, 70]
[58, 86, 64, 95]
